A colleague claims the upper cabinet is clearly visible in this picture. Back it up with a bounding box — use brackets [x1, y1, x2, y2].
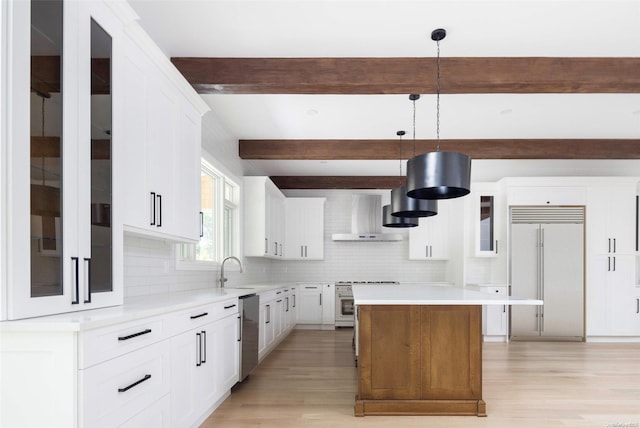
[1, 0, 207, 320]
[284, 198, 326, 260]
[4, 0, 125, 319]
[409, 201, 450, 260]
[472, 183, 503, 257]
[244, 177, 286, 258]
[118, 25, 204, 242]
[587, 183, 637, 256]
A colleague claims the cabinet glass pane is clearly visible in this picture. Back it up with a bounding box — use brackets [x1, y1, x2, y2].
[90, 19, 112, 293]
[479, 196, 494, 252]
[30, 0, 63, 297]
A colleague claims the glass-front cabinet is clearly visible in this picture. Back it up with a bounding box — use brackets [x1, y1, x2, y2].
[5, 0, 123, 319]
[473, 183, 502, 257]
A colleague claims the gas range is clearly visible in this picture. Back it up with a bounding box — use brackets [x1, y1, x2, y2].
[335, 280, 399, 291]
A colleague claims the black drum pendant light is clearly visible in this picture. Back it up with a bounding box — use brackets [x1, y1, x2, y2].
[390, 96, 437, 218]
[382, 204, 418, 228]
[406, 28, 471, 200]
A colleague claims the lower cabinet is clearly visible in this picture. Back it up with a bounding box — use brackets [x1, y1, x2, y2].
[171, 311, 240, 427]
[297, 283, 335, 328]
[0, 297, 241, 428]
[477, 286, 509, 341]
[356, 305, 484, 416]
[258, 287, 297, 361]
[81, 340, 172, 428]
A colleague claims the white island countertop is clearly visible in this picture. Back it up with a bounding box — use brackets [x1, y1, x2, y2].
[353, 284, 543, 306]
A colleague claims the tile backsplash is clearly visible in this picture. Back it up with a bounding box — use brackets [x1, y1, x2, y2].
[123, 189, 449, 297]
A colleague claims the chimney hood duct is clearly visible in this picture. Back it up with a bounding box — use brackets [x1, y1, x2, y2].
[331, 195, 403, 241]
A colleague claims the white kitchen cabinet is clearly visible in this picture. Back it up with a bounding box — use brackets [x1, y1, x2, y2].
[217, 312, 241, 392]
[285, 198, 326, 260]
[587, 184, 636, 255]
[244, 177, 287, 258]
[81, 340, 171, 428]
[477, 286, 509, 340]
[3, 0, 125, 320]
[587, 254, 637, 336]
[258, 287, 296, 361]
[298, 284, 324, 324]
[118, 30, 204, 243]
[586, 182, 639, 338]
[507, 186, 587, 206]
[170, 301, 239, 427]
[322, 283, 336, 325]
[472, 183, 503, 257]
[409, 201, 450, 260]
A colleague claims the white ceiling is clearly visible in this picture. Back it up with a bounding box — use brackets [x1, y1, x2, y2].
[128, 0, 640, 179]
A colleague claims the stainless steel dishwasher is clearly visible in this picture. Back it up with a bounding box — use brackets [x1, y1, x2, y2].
[238, 294, 259, 381]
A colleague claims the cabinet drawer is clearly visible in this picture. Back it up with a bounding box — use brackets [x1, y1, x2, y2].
[80, 316, 165, 368]
[165, 298, 239, 338]
[259, 289, 280, 303]
[80, 340, 171, 428]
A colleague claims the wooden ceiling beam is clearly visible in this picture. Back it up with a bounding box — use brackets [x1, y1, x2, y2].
[270, 176, 405, 189]
[241, 139, 640, 160]
[171, 57, 640, 94]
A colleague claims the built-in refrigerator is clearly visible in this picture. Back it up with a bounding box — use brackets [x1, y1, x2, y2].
[510, 207, 584, 340]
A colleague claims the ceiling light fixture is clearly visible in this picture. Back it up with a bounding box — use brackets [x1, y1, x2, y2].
[382, 203, 418, 228]
[406, 28, 471, 200]
[390, 96, 437, 218]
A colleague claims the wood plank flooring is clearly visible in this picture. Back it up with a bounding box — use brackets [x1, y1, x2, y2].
[201, 329, 640, 428]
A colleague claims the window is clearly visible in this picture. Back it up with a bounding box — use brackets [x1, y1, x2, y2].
[177, 160, 239, 269]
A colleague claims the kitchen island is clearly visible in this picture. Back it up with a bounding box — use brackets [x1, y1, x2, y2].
[353, 284, 542, 417]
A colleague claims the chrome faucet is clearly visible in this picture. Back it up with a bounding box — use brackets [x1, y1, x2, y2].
[219, 256, 244, 288]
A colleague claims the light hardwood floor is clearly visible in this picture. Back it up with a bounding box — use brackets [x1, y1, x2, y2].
[201, 329, 640, 428]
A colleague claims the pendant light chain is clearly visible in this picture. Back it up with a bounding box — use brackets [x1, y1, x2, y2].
[41, 96, 46, 186]
[398, 133, 402, 184]
[436, 38, 441, 152]
[412, 98, 417, 156]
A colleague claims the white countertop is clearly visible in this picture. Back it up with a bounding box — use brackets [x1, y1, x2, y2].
[353, 284, 543, 306]
[0, 284, 289, 332]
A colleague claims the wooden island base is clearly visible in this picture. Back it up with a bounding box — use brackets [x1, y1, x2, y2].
[355, 305, 486, 417]
[354, 397, 487, 417]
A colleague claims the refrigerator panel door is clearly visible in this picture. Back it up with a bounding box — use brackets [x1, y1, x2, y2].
[540, 223, 584, 338]
[511, 223, 541, 337]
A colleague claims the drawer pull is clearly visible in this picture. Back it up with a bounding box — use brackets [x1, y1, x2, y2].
[190, 312, 209, 320]
[224, 304, 236, 310]
[118, 329, 152, 341]
[118, 374, 151, 393]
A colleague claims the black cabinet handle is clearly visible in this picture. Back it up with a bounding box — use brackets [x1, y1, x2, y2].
[495, 240, 499, 254]
[613, 238, 616, 253]
[83, 258, 91, 304]
[320, 293, 322, 306]
[118, 328, 152, 341]
[293, 295, 296, 308]
[237, 315, 242, 342]
[71, 257, 79, 304]
[304, 286, 317, 289]
[190, 312, 208, 319]
[150, 192, 156, 226]
[286, 297, 289, 312]
[266, 304, 270, 323]
[224, 304, 236, 309]
[156, 194, 162, 227]
[118, 374, 151, 393]
[613, 256, 616, 272]
[196, 332, 202, 366]
[202, 330, 207, 363]
[276, 291, 282, 295]
[636, 298, 639, 314]
[199, 211, 204, 238]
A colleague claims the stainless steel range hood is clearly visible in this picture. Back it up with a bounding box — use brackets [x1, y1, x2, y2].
[331, 195, 403, 241]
